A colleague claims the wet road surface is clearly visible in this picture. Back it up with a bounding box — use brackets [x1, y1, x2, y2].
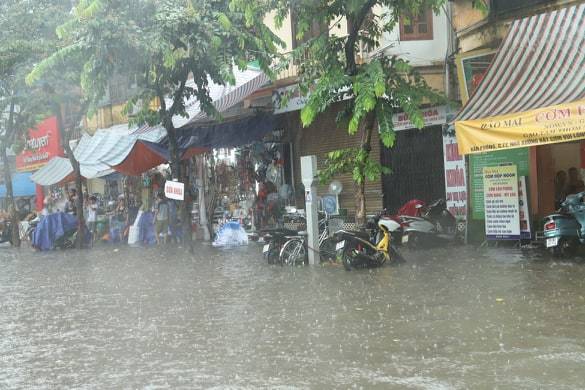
[1, 244, 585, 389]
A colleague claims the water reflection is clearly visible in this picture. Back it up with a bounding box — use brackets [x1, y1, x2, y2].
[0, 244, 584, 388]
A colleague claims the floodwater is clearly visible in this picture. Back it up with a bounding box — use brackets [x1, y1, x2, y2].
[1, 244, 585, 389]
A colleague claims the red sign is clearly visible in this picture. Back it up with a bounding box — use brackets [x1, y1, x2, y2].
[16, 116, 63, 172]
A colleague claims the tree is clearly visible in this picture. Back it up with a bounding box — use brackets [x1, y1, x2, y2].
[275, 0, 483, 226]
[29, 0, 282, 249]
[0, 0, 72, 246]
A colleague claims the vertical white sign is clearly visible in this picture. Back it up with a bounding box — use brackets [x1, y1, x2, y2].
[443, 133, 467, 220]
[483, 165, 520, 240]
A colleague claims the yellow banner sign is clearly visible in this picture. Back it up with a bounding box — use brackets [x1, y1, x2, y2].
[455, 99, 585, 155]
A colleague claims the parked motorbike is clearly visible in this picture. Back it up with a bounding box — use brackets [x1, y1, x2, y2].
[0, 221, 13, 245]
[400, 199, 463, 249]
[261, 227, 299, 264]
[334, 213, 404, 271]
[543, 192, 585, 257]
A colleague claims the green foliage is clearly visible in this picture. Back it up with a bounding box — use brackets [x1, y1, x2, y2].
[279, 0, 456, 196]
[29, 0, 284, 140]
[319, 148, 390, 186]
[0, 0, 72, 149]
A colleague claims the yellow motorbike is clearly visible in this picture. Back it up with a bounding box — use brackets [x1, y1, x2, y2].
[334, 214, 404, 271]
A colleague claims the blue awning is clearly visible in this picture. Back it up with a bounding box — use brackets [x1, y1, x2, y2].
[0, 172, 36, 198]
[174, 112, 276, 150]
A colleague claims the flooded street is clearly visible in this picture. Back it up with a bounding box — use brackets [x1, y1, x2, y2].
[1, 244, 585, 389]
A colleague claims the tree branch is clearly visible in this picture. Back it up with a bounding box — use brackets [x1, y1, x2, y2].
[345, 0, 376, 76]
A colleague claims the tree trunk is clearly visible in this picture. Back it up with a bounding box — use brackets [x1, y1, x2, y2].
[197, 155, 211, 241]
[3, 98, 20, 247]
[181, 159, 194, 252]
[354, 112, 376, 228]
[1, 143, 20, 247]
[165, 123, 193, 250]
[54, 106, 85, 249]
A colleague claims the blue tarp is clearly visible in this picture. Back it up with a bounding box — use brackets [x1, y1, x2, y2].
[163, 113, 275, 152]
[138, 211, 156, 245]
[0, 172, 36, 198]
[32, 212, 79, 251]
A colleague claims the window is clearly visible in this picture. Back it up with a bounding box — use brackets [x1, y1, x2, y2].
[290, 8, 328, 49]
[399, 8, 433, 41]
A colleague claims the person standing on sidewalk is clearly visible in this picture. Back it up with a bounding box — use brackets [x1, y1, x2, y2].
[154, 193, 170, 245]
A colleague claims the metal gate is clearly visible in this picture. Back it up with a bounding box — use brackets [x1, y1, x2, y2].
[381, 125, 445, 213]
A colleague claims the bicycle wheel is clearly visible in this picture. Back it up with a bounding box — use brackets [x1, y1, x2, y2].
[279, 238, 307, 266]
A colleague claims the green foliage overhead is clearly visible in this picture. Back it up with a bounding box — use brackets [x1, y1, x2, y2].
[0, 0, 72, 148]
[273, 0, 458, 192]
[29, 0, 284, 132]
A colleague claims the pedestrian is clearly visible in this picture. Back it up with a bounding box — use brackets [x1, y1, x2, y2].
[567, 167, 585, 195]
[154, 193, 169, 245]
[65, 189, 77, 215]
[85, 196, 98, 239]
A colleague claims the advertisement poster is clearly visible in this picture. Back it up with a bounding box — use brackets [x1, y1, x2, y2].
[518, 176, 532, 239]
[483, 165, 520, 240]
[16, 116, 63, 172]
[442, 132, 467, 220]
[456, 99, 585, 155]
[470, 148, 529, 220]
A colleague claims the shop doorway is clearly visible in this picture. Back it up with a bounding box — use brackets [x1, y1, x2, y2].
[537, 141, 584, 217]
[381, 126, 445, 213]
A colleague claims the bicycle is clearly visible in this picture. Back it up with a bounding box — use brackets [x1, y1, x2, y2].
[279, 213, 337, 266]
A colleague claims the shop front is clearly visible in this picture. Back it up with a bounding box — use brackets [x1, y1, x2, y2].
[382, 105, 452, 215]
[453, 3, 585, 242]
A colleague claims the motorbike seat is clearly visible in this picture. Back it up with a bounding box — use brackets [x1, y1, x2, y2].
[350, 230, 372, 241]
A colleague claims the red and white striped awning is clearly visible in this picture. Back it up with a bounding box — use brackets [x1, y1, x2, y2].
[454, 3, 585, 122]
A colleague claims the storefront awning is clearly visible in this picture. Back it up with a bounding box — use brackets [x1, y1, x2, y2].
[455, 3, 585, 154]
[30, 157, 114, 186]
[170, 112, 275, 152]
[31, 125, 166, 186]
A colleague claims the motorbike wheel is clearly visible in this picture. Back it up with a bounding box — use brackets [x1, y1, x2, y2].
[319, 237, 337, 261]
[280, 239, 307, 266]
[341, 249, 353, 271]
[389, 245, 406, 263]
[551, 238, 577, 258]
[264, 242, 280, 264]
[406, 232, 422, 249]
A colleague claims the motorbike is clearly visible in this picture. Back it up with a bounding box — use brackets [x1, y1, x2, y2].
[261, 227, 299, 264]
[400, 199, 463, 249]
[0, 221, 13, 245]
[334, 213, 404, 271]
[543, 192, 585, 257]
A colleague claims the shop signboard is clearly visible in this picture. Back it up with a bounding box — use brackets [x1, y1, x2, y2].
[16, 116, 63, 172]
[470, 148, 529, 220]
[483, 165, 520, 240]
[518, 176, 532, 239]
[393, 106, 448, 131]
[442, 132, 467, 220]
[165, 180, 184, 200]
[456, 99, 585, 155]
[455, 49, 496, 104]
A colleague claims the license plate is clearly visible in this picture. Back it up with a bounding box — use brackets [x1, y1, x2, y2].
[335, 240, 345, 251]
[546, 237, 559, 248]
[402, 234, 409, 244]
[263, 244, 270, 253]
